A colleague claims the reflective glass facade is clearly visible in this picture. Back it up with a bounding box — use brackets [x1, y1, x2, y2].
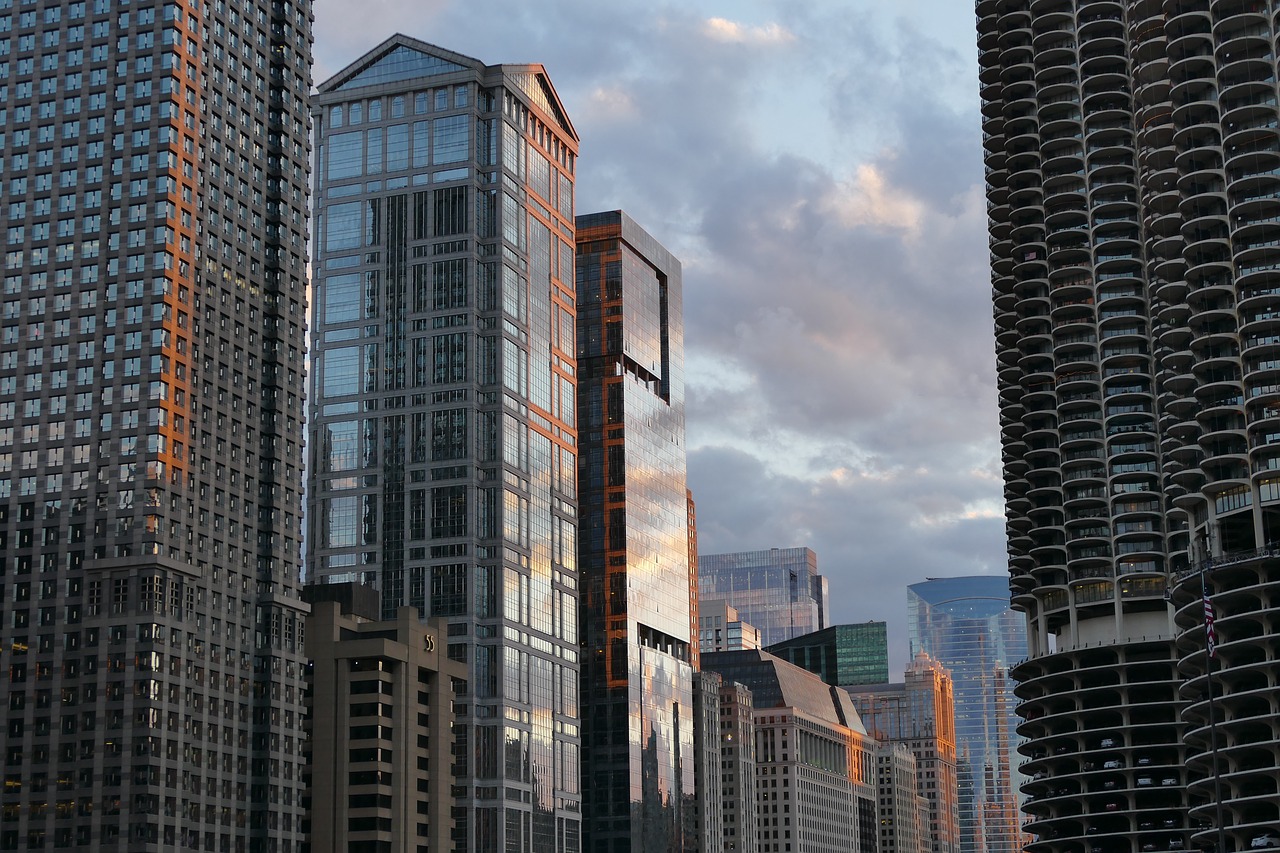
[698, 547, 830, 647]
[908, 578, 1027, 853]
[576, 211, 695, 853]
[309, 36, 581, 852]
[0, 0, 312, 848]
[765, 622, 890, 687]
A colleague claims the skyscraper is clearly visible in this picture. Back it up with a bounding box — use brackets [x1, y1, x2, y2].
[846, 653, 960, 853]
[0, 0, 312, 849]
[907, 577, 1026, 853]
[309, 35, 581, 851]
[766, 621, 890, 686]
[978, 2, 1280, 849]
[698, 547, 830, 646]
[575, 210, 695, 852]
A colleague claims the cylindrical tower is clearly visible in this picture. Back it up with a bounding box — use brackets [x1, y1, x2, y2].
[985, 0, 1280, 849]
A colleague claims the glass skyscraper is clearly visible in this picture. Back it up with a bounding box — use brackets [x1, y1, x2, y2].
[697, 547, 830, 646]
[309, 35, 582, 852]
[765, 621, 890, 686]
[576, 210, 695, 853]
[0, 0, 313, 849]
[908, 577, 1027, 853]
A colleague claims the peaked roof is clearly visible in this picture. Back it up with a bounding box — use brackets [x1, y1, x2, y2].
[318, 34, 483, 95]
[499, 66, 576, 140]
[317, 35, 578, 142]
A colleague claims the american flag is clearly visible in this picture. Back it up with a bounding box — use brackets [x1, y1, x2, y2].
[1203, 592, 1217, 659]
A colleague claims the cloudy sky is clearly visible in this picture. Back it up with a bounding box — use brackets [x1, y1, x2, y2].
[313, 0, 1004, 666]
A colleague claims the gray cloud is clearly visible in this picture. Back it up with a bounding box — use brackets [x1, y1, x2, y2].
[313, 0, 1003, 668]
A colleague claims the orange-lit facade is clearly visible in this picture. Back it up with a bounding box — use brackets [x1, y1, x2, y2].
[576, 211, 696, 852]
[0, 0, 313, 848]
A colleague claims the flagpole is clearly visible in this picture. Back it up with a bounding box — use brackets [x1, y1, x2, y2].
[1201, 568, 1226, 853]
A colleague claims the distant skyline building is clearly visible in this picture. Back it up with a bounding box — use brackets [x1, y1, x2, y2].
[308, 36, 582, 851]
[698, 547, 830, 646]
[698, 598, 762, 654]
[715, 678, 758, 853]
[847, 653, 960, 853]
[876, 742, 929, 853]
[0, 0, 313, 848]
[702, 649, 877, 853]
[908, 577, 1027, 853]
[692, 672, 725, 853]
[576, 210, 695, 852]
[766, 622, 890, 687]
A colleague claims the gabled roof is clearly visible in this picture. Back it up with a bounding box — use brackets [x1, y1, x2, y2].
[500, 66, 577, 141]
[318, 34, 483, 95]
[317, 35, 578, 143]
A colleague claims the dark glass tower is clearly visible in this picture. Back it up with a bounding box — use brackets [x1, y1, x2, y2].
[0, 0, 313, 849]
[575, 211, 695, 853]
[309, 35, 582, 852]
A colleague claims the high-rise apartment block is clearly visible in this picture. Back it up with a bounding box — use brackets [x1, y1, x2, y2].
[575, 210, 696, 852]
[304, 586, 464, 853]
[309, 35, 582, 851]
[979, 2, 1280, 849]
[0, 0, 312, 849]
[766, 621, 890, 687]
[698, 547, 830, 646]
[907, 577, 1026, 853]
[846, 654, 960, 853]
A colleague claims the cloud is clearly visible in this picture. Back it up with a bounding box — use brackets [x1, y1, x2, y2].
[823, 164, 925, 233]
[701, 17, 796, 45]
[312, 0, 1003, 668]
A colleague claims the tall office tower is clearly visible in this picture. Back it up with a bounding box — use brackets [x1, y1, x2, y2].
[765, 621, 890, 686]
[576, 210, 695, 852]
[876, 743, 928, 853]
[846, 654, 960, 853]
[907, 578, 1026, 853]
[309, 36, 581, 852]
[702, 649, 877, 853]
[974, 0, 1280, 845]
[304, 586, 464, 853]
[698, 547, 830, 646]
[692, 671, 725, 853]
[0, 0, 312, 849]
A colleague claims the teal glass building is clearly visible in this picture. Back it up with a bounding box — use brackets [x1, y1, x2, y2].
[765, 622, 890, 687]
